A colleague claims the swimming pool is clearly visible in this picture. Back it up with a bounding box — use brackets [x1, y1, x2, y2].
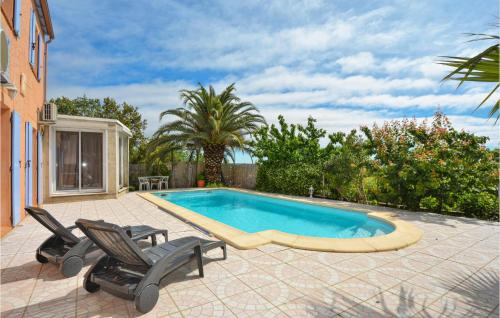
[153, 189, 394, 239]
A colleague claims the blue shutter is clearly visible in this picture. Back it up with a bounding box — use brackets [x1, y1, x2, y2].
[25, 122, 33, 206]
[29, 10, 35, 65]
[37, 131, 43, 204]
[11, 112, 21, 226]
[37, 34, 42, 79]
[13, 0, 21, 36]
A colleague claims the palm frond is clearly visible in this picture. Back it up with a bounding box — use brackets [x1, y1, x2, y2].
[439, 29, 499, 121]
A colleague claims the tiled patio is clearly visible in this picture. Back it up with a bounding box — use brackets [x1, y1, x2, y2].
[1, 192, 498, 318]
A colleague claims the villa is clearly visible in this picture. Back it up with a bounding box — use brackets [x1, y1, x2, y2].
[0, 1, 498, 318]
[1, 0, 131, 235]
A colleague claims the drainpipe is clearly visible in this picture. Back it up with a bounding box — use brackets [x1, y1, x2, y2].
[43, 36, 52, 103]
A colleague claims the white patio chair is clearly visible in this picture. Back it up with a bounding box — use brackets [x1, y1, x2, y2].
[138, 177, 150, 191]
[160, 176, 169, 190]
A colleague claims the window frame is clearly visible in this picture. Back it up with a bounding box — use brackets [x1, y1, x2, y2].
[118, 134, 124, 188]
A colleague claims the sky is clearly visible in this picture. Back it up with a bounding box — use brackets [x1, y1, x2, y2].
[47, 0, 499, 162]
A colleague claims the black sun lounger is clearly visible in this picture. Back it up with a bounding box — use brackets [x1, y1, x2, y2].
[25, 207, 168, 278]
[76, 218, 227, 313]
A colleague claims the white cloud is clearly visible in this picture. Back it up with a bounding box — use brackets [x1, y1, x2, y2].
[230, 66, 436, 97]
[260, 107, 499, 147]
[49, 80, 498, 147]
[336, 52, 376, 73]
[337, 92, 498, 111]
[46, 0, 498, 148]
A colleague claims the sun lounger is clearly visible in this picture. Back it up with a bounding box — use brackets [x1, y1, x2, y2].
[25, 207, 168, 277]
[75, 218, 226, 313]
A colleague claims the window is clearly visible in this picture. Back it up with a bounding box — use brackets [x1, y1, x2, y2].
[37, 34, 42, 80]
[1, 0, 20, 35]
[56, 131, 104, 192]
[29, 9, 36, 65]
[118, 135, 124, 187]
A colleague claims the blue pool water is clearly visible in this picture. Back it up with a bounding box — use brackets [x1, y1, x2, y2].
[153, 190, 395, 238]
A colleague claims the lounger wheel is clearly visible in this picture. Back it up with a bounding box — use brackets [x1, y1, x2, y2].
[83, 277, 100, 293]
[135, 284, 159, 313]
[60, 256, 84, 277]
[36, 252, 49, 264]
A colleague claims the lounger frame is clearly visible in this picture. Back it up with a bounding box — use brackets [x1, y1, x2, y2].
[76, 218, 226, 313]
[25, 207, 167, 277]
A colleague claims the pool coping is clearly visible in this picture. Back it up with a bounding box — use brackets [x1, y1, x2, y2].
[138, 188, 423, 252]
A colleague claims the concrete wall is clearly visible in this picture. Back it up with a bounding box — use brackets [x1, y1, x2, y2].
[1, 0, 51, 236]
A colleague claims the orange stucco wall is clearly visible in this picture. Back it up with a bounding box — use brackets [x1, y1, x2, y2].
[1, 0, 51, 237]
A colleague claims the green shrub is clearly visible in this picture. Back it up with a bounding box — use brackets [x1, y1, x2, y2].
[197, 172, 205, 181]
[256, 163, 322, 196]
[458, 192, 498, 220]
[420, 196, 439, 211]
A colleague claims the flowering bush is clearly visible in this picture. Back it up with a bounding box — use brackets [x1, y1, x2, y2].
[251, 113, 499, 220]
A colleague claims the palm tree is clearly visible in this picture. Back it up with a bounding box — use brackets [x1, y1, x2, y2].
[153, 83, 265, 183]
[439, 29, 499, 121]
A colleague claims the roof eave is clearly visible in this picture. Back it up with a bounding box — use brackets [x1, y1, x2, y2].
[34, 0, 55, 40]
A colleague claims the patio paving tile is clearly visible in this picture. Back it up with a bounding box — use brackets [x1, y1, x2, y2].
[350, 254, 395, 268]
[169, 284, 218, 311]
[287, 257, 351, 286]
[220, 257, 261, 276]
[269, 249, 306, 263]
[204, 275, 252, 299]
[247, 253, 283, 267]
[182, 300, 236, 318]
[339, 302, 393, 318]
[221, 289, 281, 318]
[254, 281, 304, 306]
[387, 281, 443, 306]
[305, 287, 362, 314]
[238, 268, 281, 289]
[429, 293, 492, 317]
[405, 273, 454, 296]
[355, 270, 403, 290]
[425, 260, 476, 282]
[363, 291, 423, 317]
[419, 243, 464, 259]
[311, 252, 356, 266]
[334, 277, 383, 301]
[284, 272, 330, 293]
[1, 192, 499, 317]
[329, 258, 372, 276]
[259, 262, 304, 280]
[276, 296, 337, 318]
[257, 244, 289, 254]
[406, 252, 444, 266]
[449, 249, 498, 268]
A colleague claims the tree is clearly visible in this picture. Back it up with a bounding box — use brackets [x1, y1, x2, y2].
[153, 83, 265, 183]
[439, 29, 499, 121]
[251, 115, 330, 196]
[325, 130, 371, 202]
[51, 96, 148, 163]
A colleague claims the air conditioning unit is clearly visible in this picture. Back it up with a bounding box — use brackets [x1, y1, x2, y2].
[39, 102, 57, 124]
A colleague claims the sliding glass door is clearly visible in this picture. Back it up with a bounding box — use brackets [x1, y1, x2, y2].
[81, 132, 103, 189]
[56, 132, 79, 190]
[56, 131, 104, 192]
